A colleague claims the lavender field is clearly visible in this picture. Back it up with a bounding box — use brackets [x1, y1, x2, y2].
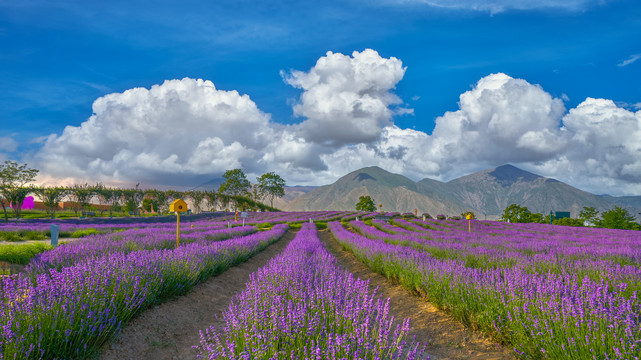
[330, 218, 641, 359]
[1, 211, 640, 359]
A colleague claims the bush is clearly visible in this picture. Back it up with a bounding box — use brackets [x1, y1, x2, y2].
[436, 215, 446, 220]
[0, 242, 52, 264]
[553, 217, 584, 227]
[70, 228, 101, 238]
[315, 222, 327, 230]
[20, 230, 47, 241]
[0, 232, 22, 242]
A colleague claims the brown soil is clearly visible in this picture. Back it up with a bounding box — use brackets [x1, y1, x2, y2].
[99, 228, 514, 360]
[318, 229, 514, 360]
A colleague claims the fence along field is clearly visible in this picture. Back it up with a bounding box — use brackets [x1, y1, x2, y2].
[1, 211, 639, 358]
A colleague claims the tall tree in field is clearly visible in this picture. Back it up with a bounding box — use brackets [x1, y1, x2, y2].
[220, 169, 251, 197]
[219, 169, 250, 211]
[33, 186, 67, 218]
[256, 172, 286, 209]
[0, 161, 39, 222]
[355, 195, 376, 212]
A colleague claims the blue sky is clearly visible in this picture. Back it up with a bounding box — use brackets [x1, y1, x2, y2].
[1, 0, 641, 194]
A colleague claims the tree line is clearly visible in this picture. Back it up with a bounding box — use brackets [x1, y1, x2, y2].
[500, 203, 640, 230]
[0, 161, 285, 222]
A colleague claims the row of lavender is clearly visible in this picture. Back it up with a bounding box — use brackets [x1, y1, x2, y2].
[362, 219, 641, 280]
[0, 211, 364, 235]
[196, 222, 426, 359]
[0, 220, 289, 359]
[330, 219, 641, 359]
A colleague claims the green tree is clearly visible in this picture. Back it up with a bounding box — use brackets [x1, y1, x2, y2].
[553, 217, 584, 227]
[579, 206, 599, 225]
[33, 186, 67, 218]
[220, 169, 251, 197]
[219, 169, 251, 211]
[355, 195, 376, 212]
[68, 183, 94, 216]
[256, 172, 286, 208]
[500, 204, 534, 223]
[0, 161, 39, 222]
[599, 206, 637, 230]
[142, 197, 160, 214]
[529, 212, 544, 223]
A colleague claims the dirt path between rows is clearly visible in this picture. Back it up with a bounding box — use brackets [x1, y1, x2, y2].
[100, 230, 297, 360]
[318, 229, 514, 360]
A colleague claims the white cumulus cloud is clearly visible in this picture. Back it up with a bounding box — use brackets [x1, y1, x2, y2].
[532, 98, 641, 194]
[30, 51, 641, 196]
[283, 49, 408, 146]
[36, 78, 275, 185]
[424, 73, 567, 177]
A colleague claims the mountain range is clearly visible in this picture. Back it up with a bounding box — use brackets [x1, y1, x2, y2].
[280, 165, 641, 219]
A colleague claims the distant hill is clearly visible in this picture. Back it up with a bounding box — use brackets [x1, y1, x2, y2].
[439, 165, 614, 217]
[272, 186, 318, 209]
[283, 166, 469, 215]
[282, 164, 641, 219]
[598, 194, 641, 208]
[189, 177, 225, 192]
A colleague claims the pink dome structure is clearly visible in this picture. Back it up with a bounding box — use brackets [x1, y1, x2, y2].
[9, 196, 34, 210]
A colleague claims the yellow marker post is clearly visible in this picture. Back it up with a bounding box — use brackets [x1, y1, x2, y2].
[466, 214, 473, 232]
[176, 212, 180, 245]
[170, 199, 188, 247]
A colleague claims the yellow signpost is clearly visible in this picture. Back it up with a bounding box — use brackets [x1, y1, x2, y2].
[466, 214, 473, 232]
[170, 199, 188, 247]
